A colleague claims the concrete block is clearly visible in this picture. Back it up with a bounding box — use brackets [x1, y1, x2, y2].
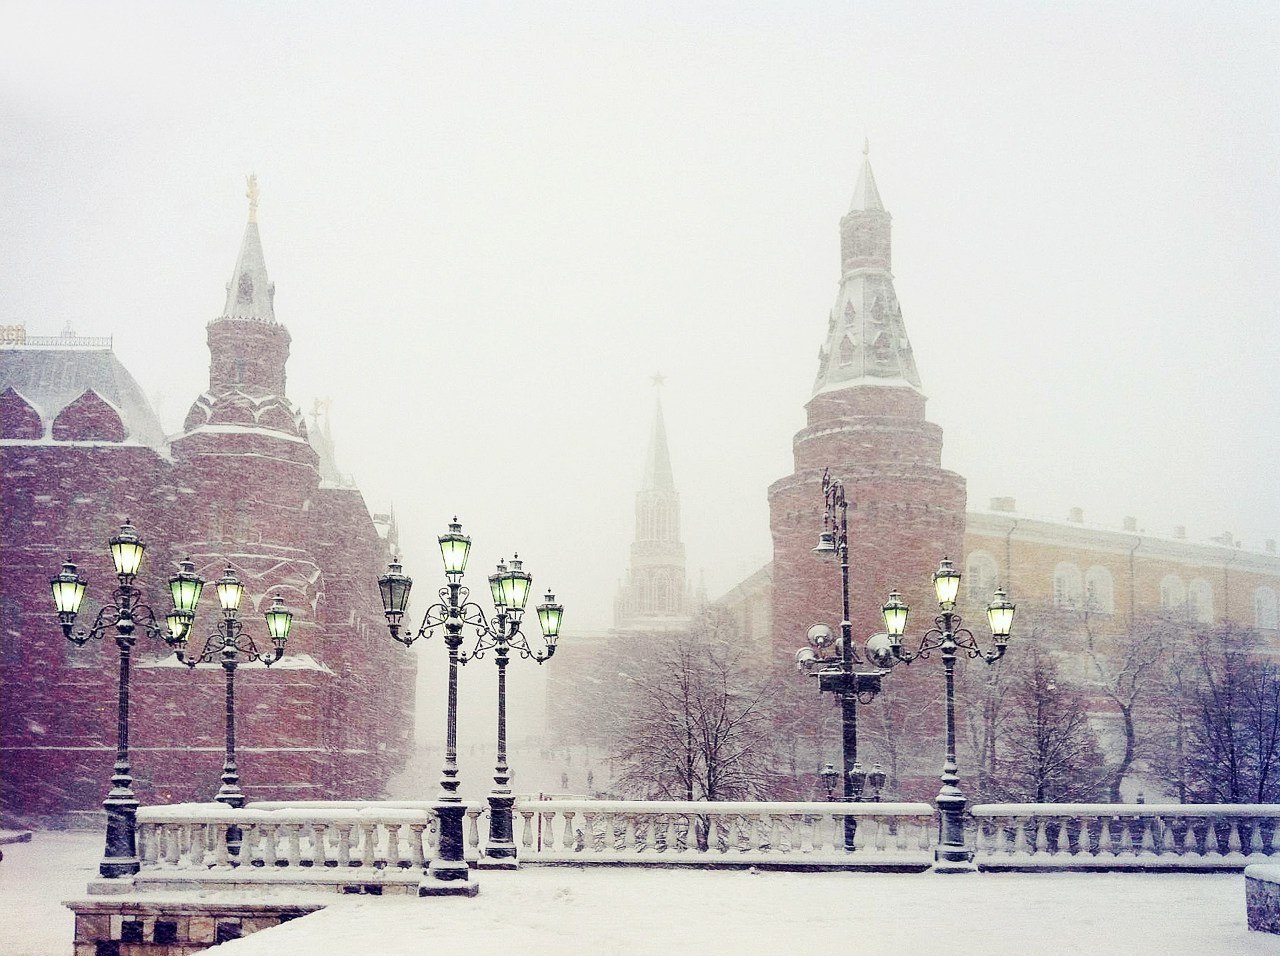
[187, 916, 215, 943]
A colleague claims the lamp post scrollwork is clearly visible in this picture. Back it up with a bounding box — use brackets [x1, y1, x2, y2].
[48, 522, 198, 879]
[377, 519, 563, 891]
[168, 566, 293, 809]
[876, 557, 1016, 869]
[795, 470, 888, 852]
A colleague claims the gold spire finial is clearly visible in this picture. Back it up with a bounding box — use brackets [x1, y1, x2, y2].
[863, 137, 870, 157]
[246, 173, 259, 223]
[650, 372, 666, 388]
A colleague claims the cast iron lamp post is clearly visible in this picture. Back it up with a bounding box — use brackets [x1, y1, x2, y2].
[48, 523, 200, 878]
[378, 519, 561, 893]
[795, 469, 888, 851]
[819, 763, 839, 801]
[168, 566, 293, 808]
[875, 558, 1016, 869]
[457, 555, 563, 866]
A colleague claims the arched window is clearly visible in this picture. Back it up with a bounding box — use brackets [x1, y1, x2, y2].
[1053, 562, 1083, 608]
[1159, 574, 1186, 613]
[1084, 566, 1115, 614]
[839, 336, 855, 366]
[965, 551, 998, 601]
[1187, 578, 1214, 624]
[1256, 588, 1279, 631]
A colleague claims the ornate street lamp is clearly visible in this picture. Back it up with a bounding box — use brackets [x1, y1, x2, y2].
[168, 566, 293, 808]
[458, 557, 562, 867]
[378, 519, 563, 893]
[795, 469, 888, 851]
[819, 762, 839, 801]
[48, 523, 197, 878]
[878, 558, 1016, 869]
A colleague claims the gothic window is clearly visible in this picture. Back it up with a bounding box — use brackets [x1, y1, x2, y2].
[1052, 562, 1083, 609]
[654, 574, 672, 614]
[1256, 588, 1279, 630]
[1084, 566, 1115, 614]
[839, 336, 855, 366]
[1187, 578, 1214, 624]
[233, 360, 247, 383]
[1159, 574, 1186, 614]
[965, 551, 998, 601]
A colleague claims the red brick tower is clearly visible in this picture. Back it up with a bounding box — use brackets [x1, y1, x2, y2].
[768, 146, 967, 659]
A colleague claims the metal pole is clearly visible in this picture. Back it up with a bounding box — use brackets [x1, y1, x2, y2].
[935, 614, 971, 865]
[429, 585, 471, 883]
[215, 657, 244, 809]
[837, 492, 859, 852]
[100, 637, 140, 878]
[486, 637, 516, 860]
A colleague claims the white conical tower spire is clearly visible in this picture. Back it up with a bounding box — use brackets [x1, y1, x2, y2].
[221, 174, 277, 323]
[813, 145, 921, 396]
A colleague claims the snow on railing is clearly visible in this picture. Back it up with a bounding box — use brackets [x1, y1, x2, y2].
[513, 799, 936, 867]
[136, 799, 936, 879]
[970, 803, 1280, 870]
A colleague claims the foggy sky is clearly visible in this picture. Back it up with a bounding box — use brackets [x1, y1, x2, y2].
[3, 1, 1278, 648]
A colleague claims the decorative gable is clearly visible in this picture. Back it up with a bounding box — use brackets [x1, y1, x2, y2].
[52, 389, 125, 442]
[0, 387, 43, 439]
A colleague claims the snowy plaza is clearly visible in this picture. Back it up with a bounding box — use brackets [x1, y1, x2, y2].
[0, 830, 1273, 956]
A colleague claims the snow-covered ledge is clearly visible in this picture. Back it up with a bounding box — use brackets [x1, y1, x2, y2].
[971, 803, 1280, 871]
[1245, 864, 1280, 934]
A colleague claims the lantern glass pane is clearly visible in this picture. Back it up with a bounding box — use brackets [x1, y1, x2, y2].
[216, 570, 244, 612]
[988, 591, 1016, 638]
[502, 571, 532, 610]
[489, 571, 507, 608]
[881, 592, 909, 637]
[165, 610, 190, 643]
[439, 533, 471, 574]
[264, 598, 293, 642]
[50, 566, 87, 615]
[110, 538, 145, 577]
[933, 559, 961, 607]
[537, 594, 563, 638]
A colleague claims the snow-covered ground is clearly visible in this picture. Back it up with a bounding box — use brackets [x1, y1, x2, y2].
[2, 830, 1273, 955]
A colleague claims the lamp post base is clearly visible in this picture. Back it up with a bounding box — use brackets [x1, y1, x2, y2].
[418, 877, 480, 897]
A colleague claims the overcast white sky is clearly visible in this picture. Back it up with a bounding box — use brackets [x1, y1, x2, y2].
[3, 1, 1278, 647]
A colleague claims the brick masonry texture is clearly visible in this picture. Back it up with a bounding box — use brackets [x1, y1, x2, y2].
[1, 312, 415, 820]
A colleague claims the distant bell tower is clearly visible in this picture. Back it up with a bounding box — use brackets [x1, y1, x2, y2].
[614, 375, 691, 633]
[767, 145, 966, 656]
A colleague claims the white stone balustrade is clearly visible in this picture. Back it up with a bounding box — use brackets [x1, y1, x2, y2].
[970, 803, 1280, 870]
[511, 799, 935, 868]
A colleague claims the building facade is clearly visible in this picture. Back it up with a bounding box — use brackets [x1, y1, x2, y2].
[0, 188, 415, 823]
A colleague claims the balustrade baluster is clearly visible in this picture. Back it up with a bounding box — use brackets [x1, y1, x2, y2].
[561, 810, 576, 851]
[335, 823, 352, 867]
[1228, 818, 1244, 855]
[519, 811, 534, 850]
[310, 824, 327, 867]
[874, 816, 887, 852]
[769, 816, 781, 855]
[466, 808, 482, 855]
[624, 815, 637, 852]
[259, 823, 276, 868]
[386, 823, 402, 868]
[362, 823, 377, 868]
[409, 823, 427, 868]
[214, 824, 231, 869]
[285, 823, 301, 867]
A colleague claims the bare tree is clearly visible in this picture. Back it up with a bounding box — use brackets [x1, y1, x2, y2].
[1075, 613, 1164, 801]
[1151, 625, 1280, 803]
[994, 645, 1108, 803]
[607, 613, 776, 801]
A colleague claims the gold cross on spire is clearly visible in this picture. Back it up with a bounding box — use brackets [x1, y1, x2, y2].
[246, 173, 259, 223]
[650, 372, 666, 388]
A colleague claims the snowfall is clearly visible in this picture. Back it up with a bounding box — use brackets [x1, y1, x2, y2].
[1, 830, 1274, 956]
